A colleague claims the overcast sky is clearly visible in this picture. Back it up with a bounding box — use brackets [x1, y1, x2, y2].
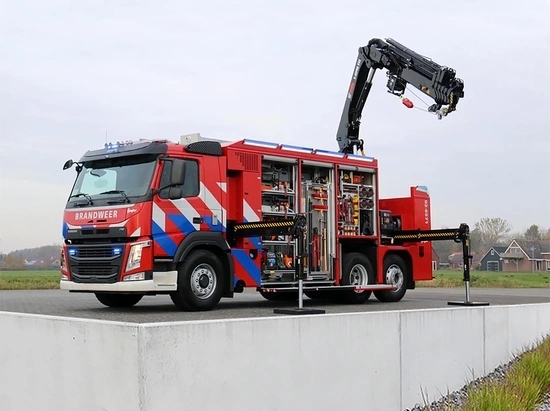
[1, 0, 549, 253]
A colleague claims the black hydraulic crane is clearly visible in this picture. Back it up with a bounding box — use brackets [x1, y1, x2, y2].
[333, 38, 485, 307]
[336, 37, 465, 155]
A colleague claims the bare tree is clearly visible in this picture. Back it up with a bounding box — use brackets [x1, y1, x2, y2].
[472, 217, 512, 250]
[468, 229, 485, 253]
[506, 230, 525, 243]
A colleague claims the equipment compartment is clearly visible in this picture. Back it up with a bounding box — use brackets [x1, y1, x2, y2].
[338, 169, 376, 237]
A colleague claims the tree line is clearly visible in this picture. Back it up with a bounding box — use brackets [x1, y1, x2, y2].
[0, 244, 62, 271]
[433, 218, 550, 260]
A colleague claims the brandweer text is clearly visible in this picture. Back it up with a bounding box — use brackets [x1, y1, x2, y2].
[74, 210, 119, 220]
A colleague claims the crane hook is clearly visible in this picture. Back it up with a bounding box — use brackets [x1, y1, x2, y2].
[399, 95, 414, 109]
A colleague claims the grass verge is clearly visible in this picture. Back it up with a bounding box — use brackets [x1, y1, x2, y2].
[1, 270, 550, 290]
[0, 270, 60, 290]
[459, 335, 550, 411]
[417, 271, 550, 288]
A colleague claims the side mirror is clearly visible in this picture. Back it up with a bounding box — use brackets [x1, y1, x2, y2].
[170, 160, 186, 186]
[63, 159, 74, 170]
[168, 187, 183, 200]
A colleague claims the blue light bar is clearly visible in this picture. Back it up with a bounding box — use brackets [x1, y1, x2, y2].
[112, 247, 122, 256]
[68, 248, 77, 256]
[104, 140, 134, 153]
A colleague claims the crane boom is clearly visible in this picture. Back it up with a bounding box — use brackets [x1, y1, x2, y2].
[336, 38, 465, 155]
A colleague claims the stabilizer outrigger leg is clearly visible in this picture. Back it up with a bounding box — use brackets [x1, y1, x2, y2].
[391, 223, 489, 307]
[272, 215, 326, 315]
[230, 215, 326, 315]
[447, 224, 489, 307]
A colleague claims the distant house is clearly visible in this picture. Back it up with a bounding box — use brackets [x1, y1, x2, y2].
[479, 246, 508, 271]
[431, 246, 441, 271]
[448, 252, 482, 270]
[500, 240, 550, 272]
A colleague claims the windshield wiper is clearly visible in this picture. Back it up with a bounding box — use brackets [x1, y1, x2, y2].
[69, 193, 93, 205]
[100, 190, 131, 204]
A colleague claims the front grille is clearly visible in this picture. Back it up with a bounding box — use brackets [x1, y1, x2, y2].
[77, 246, 117, 258]
[68, 244, 124, 284]
[71, 264, 119, 284]
[72, 265, 118, 276]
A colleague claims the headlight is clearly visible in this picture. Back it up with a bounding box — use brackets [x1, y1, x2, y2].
[126, 240, 151, 272]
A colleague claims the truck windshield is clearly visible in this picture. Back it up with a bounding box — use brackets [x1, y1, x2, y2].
[69, 155, 157, 203]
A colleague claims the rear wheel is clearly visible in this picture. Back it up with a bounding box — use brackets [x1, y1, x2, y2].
[374, 254, 408, 302]
[170, 249, 225, 311]
[95, 293, 143, 308]
[340, 252, 375, 304]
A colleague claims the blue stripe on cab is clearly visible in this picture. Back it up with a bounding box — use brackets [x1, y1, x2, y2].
[231, 249, 261, 285]
[152, 221, 177, 256]
[167, 213, 196, 236]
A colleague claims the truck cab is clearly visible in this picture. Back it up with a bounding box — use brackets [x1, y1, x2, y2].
[60, 135, 233, 310]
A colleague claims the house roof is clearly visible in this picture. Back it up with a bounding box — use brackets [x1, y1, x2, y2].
[492, 246, 508, 254]
[448, 252, 482, 264]
[504, 240, 550, 260]
[480, 245, 508, 261]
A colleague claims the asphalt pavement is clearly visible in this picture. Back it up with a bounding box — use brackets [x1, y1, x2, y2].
[0, 287, 548, 323]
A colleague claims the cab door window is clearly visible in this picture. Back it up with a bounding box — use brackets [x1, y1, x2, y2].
[159, 160, 199, 198]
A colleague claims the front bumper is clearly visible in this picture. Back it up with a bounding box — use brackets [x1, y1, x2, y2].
[60, 271, 178, 292]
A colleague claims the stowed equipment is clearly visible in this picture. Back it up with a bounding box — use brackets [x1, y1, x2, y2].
[229, 215, 308, 282]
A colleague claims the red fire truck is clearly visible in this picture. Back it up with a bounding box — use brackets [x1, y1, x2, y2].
[60, 38, 468, 311]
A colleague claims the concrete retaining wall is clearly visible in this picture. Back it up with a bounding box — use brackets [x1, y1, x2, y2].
[0, 313, 141, 411]
[1, 303, 550, 411]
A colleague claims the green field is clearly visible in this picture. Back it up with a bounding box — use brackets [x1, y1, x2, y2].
[1, 269, 549, 290]
[419, 270, 550, 288]
[0, 270, 61, 290]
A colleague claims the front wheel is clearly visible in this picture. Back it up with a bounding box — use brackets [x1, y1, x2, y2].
[95, 293, 143, 308]
[170, 249, 225, 311]
[374, 254, 408, 302]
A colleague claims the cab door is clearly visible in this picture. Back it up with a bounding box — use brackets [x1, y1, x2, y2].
[152, 156, 224, 257]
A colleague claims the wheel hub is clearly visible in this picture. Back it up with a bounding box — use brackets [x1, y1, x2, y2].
[349, 263, 369, 293]
[385, 264, 404, 290]
[190, 263, 216, 299]
[198, 274, 210, 288]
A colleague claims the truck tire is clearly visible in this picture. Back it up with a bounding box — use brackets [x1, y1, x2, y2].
[340, 252, 375, 304]
[374, 254, 408, 303]
[95, 293, 143, 308]
[170, 249, 225, 311]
